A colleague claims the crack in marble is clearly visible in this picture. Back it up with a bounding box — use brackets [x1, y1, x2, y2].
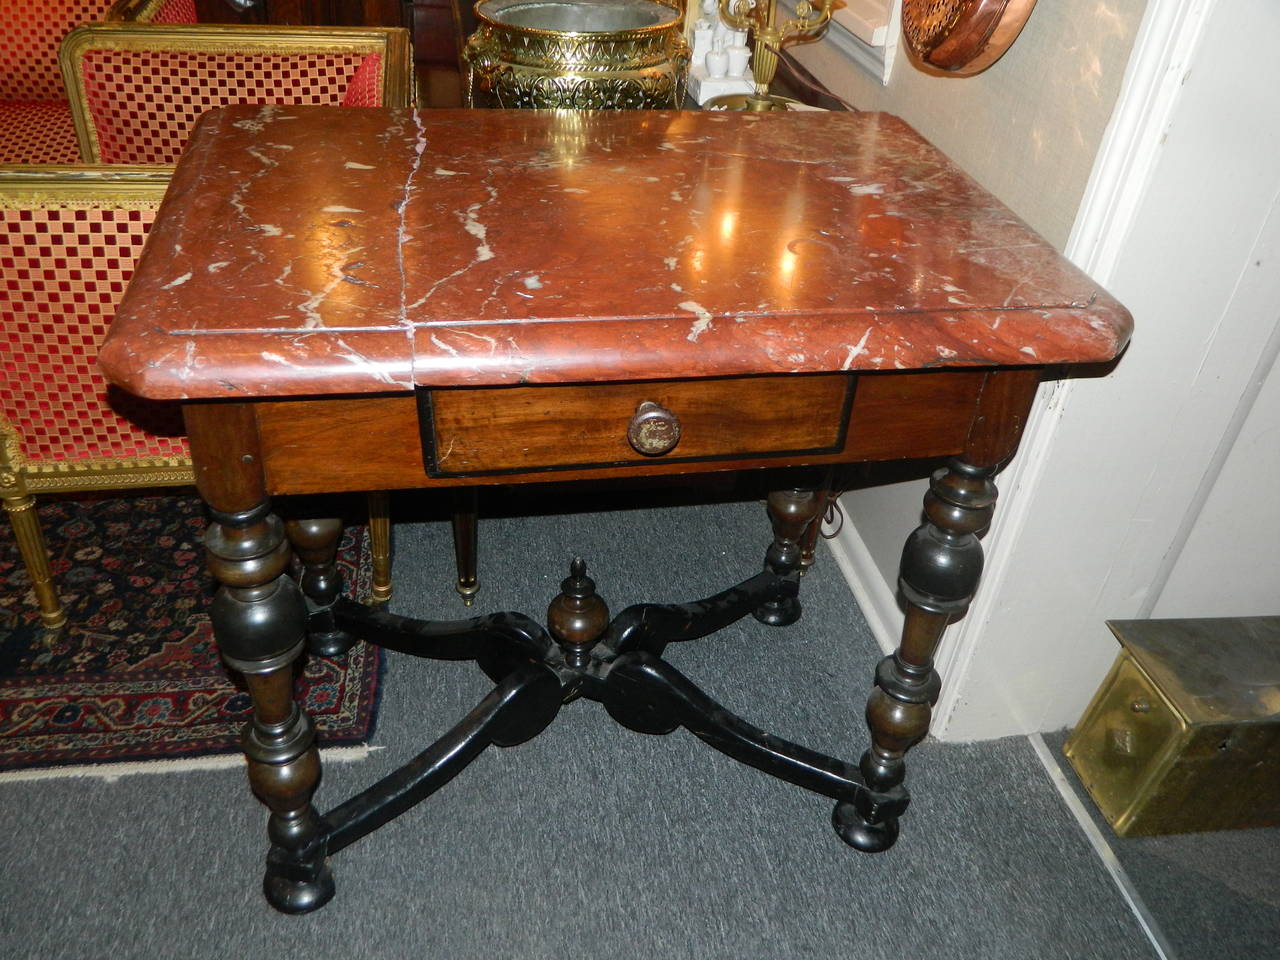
[389, 109, 430, 376]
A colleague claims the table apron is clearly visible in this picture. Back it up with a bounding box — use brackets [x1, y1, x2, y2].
[239, 369, 992, 496]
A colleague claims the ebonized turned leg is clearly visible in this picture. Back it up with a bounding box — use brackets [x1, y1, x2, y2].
[799, 471, 837, 577]
[835, 368, 1040, 850]
[285, 516, 356, 658]
[754, 488, 822, 626]
[798, 491, 826, 577]
[208, 503, 333, 913]
[834, 458, 994, 850]
[186, 404, 333, 914]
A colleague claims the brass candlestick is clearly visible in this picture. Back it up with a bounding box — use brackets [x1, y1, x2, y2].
[711, 0, 832, 111]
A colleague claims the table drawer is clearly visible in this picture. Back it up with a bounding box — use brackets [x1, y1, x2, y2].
[420, 375, 854, 476]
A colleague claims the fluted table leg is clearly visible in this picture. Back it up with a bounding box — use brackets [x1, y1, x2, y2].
[3, 492, 65, 629]
[367, 491, 393, 604]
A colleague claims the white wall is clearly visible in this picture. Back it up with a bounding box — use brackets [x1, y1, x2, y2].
[1151, 258, 1280, 619]
[938, 0, 1280, 737]
[815, 0, 1280, 738]
[793, 0, 1151, 685]
[791, 0, 1148, 249]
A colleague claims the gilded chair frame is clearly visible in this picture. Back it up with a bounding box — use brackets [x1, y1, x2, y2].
[0, 166, 190, 628]
[105, 0, 189, 20]
[0, 165, 396, 627]
[59, 23, 416, 163]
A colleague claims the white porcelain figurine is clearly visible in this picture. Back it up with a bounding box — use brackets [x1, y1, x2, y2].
[686, 0, 755, 105]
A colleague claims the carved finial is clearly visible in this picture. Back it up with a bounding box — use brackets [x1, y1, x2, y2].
[548, 557, 609, 667]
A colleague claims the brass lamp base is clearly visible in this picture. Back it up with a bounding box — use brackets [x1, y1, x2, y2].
[705, 92, 799, 112]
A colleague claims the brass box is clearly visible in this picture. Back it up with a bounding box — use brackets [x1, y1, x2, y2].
[1064, 617, 1280, 837]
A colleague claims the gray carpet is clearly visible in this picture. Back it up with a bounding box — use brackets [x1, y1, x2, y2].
[1, 494, 1158, 959]
[1044, 731, 1280, 960]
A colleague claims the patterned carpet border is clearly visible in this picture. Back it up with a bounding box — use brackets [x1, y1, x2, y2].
[0, 494, 383, 773]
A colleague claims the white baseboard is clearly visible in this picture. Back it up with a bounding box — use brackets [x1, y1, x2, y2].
[0, 743, 382, 785]
[823, 513, 902, 657]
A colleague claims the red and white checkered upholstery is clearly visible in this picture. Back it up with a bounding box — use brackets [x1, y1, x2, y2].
[0, 0, 196, 163]
[80, 49, 385, 164]
[0, 1, 116, 102]
[0, 101, 82, 163]
[149, 0, 199, 23]
[0, 201, 187, 463]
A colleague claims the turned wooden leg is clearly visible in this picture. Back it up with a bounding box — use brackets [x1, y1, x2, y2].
[3, 493, 65, 629]
[835, 368, 1039, 851]
[452, 488, 479, 606]
[835, 458, 994, 850]
[286, 516, 357, 658]
[186, 404, 332, 914]
[367, 491, 392, 604]
[799, 487, 837, 577]
[754, 487, 823, 626]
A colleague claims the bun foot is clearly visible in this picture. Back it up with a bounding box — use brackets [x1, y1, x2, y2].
[264, 864, 336, 915]
[753, 596, 801, 627]
[832, 799, 899, 853]
[306, 628, 356, 658]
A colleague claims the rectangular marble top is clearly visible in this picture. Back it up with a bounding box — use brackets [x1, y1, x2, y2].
[99, 106, 1132, 400]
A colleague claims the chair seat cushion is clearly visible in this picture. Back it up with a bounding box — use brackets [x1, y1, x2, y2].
[0, 100, 82, 163]
[0, 1, 116, 102]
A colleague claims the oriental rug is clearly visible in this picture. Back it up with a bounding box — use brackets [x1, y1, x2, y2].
[0, 494, 383, 775]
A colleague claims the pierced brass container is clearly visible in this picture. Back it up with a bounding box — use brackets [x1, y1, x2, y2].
[464, 0, 689, 109]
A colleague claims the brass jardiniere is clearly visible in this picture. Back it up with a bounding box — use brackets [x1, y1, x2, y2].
[464, 0, 690, 110]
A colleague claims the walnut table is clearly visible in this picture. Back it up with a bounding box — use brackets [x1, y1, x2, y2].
[98, 106, 1131, 914]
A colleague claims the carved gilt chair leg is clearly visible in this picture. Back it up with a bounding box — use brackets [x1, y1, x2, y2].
[187, 404, 333, 914]
[3, 492, 66, 629]
[754, 487, 823, 626]
[367, 490, 392, 604]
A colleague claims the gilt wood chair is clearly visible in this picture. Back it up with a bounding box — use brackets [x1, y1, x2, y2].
[52, 24, 478, 606]
[0, 166, 190, 627]
[0, 165, 396, 628]
[0, 0, 197, 165]
[58, 23, 414, 164]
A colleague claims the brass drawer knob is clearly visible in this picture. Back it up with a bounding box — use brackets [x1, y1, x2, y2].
[627, 400, 681, 456]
